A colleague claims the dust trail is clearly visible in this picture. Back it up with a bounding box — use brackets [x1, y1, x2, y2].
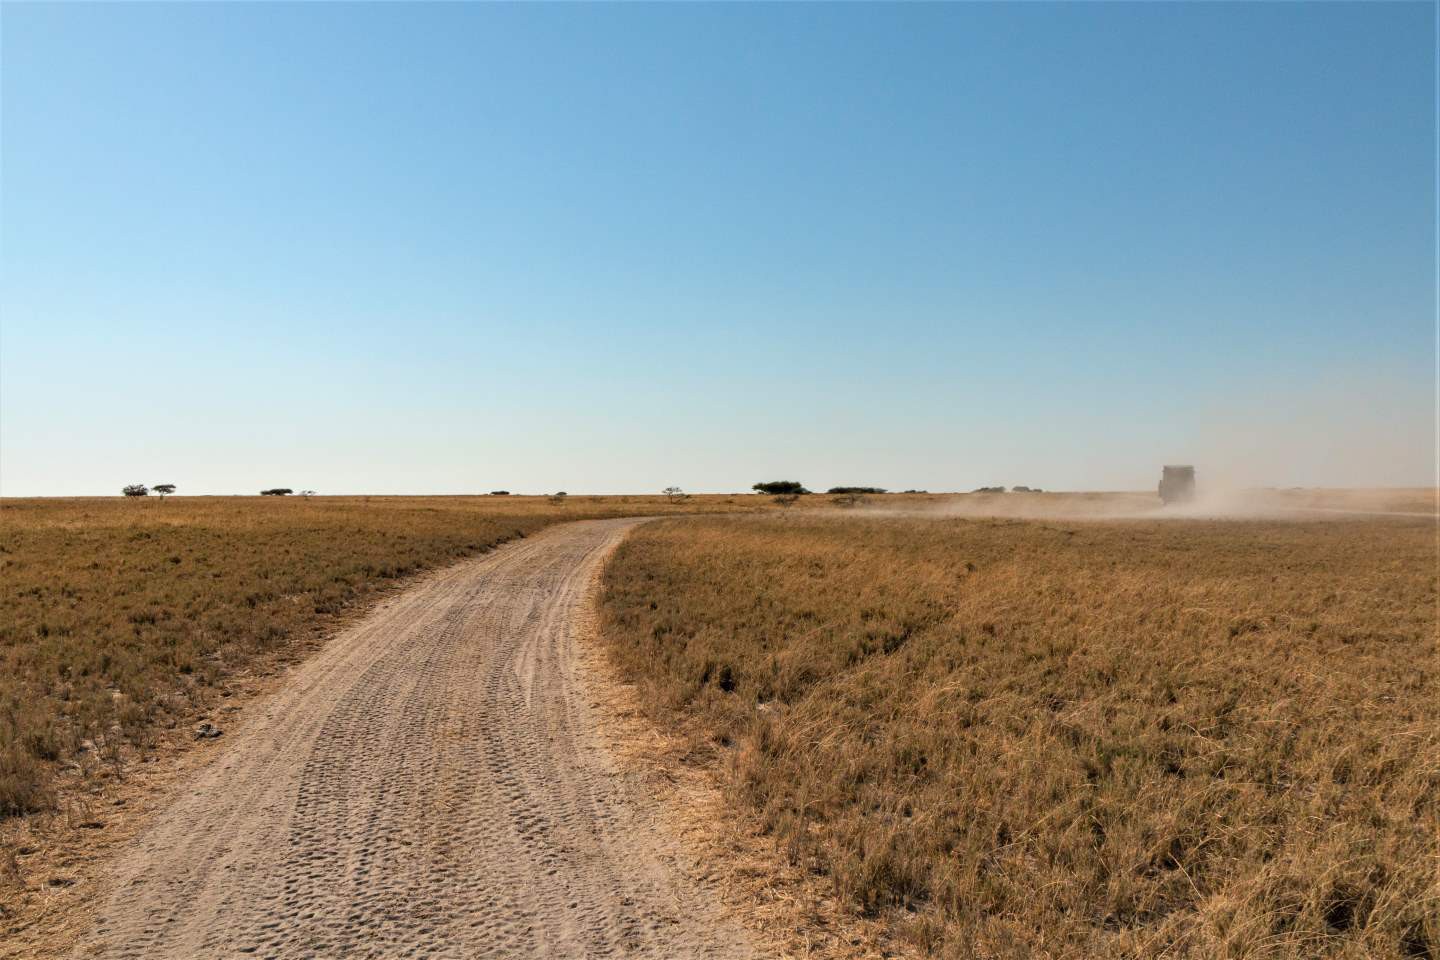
[841, 488, 1437, 522]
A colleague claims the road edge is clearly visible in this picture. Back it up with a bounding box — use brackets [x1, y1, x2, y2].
[574, 520, 913, 960]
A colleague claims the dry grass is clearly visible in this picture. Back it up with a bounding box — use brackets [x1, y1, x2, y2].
[599, 511, 1439, 959]
[0, 493, 757, 821]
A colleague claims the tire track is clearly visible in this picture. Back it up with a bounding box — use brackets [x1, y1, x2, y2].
[75, 519, 753, 959]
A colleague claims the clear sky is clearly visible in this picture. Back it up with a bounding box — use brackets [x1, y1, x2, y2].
[2, 2, 1434, 496]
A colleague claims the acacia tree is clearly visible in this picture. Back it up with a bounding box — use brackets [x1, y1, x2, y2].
[153, 484, 176, 500]
[753, 481, 809, 495]
[121, 484, 148, 497]
[663, 486, 689, 504]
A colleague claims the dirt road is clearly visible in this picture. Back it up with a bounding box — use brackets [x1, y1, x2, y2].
[76, 518, 754, 959]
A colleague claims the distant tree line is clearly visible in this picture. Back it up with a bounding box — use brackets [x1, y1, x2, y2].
[122, 483, 176, 499]
[753, 481, 809, 495]
[124, 484, 321, 498]
[827, 486, 886, 495]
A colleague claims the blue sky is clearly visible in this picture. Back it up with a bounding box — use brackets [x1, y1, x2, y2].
[2, 2, 1434, 495]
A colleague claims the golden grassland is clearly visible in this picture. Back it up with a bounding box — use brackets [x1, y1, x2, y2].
[599, 512, 1438, 959]
[0, 493, 758, 819]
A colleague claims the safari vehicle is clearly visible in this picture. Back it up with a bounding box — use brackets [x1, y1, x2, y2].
[1159, 465, 1196, 504]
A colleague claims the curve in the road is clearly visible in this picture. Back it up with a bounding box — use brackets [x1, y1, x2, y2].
[77, 518, 754, 960]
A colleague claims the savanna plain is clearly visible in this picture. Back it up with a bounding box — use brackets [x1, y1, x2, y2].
[0, 493, 753, 953]
[1, 490, 1435, 959]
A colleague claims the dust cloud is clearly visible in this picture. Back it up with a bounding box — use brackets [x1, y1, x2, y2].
[851, 486, 1435, 522]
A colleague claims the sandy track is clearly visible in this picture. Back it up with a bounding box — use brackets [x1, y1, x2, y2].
[75, 519, 754, 960]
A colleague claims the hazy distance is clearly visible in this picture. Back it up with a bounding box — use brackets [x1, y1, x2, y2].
[1, 3, 1433, 496]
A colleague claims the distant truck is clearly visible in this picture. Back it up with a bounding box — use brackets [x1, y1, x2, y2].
[1159, 465, 1196, 505]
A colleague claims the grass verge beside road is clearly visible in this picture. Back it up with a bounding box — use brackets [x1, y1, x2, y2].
[599, 513, 1438, 959]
